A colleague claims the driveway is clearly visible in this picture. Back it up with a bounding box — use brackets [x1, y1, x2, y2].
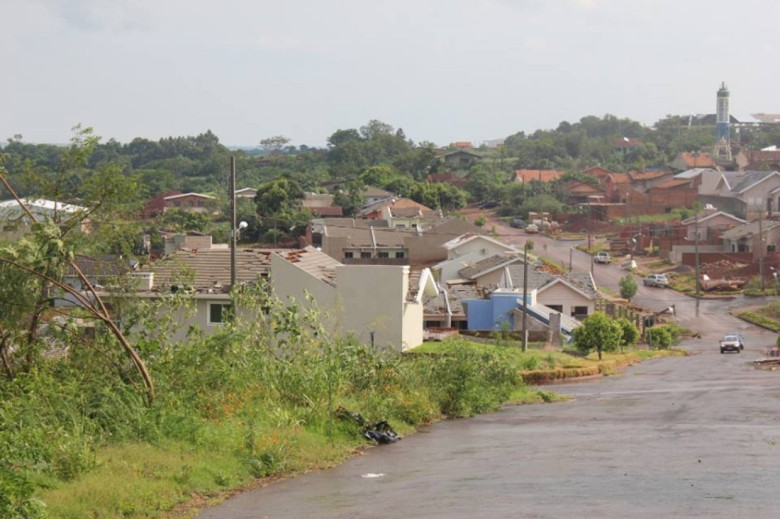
[198, 304, 780, 518]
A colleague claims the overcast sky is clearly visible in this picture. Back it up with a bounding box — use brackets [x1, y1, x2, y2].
[3, 0, 779, 147]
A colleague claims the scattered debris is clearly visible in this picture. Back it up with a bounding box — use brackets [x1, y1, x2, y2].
[753, 359, 780, 370]
[336, 407, 401, 444]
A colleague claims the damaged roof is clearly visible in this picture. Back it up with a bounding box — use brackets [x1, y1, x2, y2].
[151, 248, 280, 292]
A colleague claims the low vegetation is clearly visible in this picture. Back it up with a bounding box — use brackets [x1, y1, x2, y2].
[0, 301, 684, 519]
[737, 301, 780, 332]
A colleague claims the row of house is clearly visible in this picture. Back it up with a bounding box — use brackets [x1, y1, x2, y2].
[106, 228, 597, 352]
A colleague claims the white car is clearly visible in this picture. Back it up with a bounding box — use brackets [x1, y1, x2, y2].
[643, 274, 669, 288]
[594, 251, 612, 264]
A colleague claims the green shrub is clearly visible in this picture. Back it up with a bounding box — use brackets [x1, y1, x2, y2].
[573, 312, 623, 355]
[647, 326, 673, 349]
[616, 318, 640, 349]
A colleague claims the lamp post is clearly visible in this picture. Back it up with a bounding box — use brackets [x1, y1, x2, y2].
[228, 156, 248, 290]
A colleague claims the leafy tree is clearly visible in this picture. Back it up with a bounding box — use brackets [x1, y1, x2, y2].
[646, 325, 673, 349]
[619, 274, 638, 301]
[254, 178, 310, 243]
[327, 128, 362, 148]
[572, 312, 623, 360]
[333, 180, 365, 217]
[409, 182, 467, 211]
[259, 135, 292, 155]
[0, 158, 154, 401]
[616, 318, 640, 350]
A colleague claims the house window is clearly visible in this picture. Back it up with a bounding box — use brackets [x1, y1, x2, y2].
[344, 251, 354, 259]
[378, 252, 389, 258]
[360, 251, 371, 259]
[209, 303, 232, 325]
[174, 201, 181, 207]
[395, 251, 406, 259]
[187, 201, 194, 207]
[572, 306, 588, 318]
[197, 201, 205, 207]
[548, 305, 563, 313]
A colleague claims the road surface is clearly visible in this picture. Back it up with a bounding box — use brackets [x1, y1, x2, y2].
[199, 294, 780, 518]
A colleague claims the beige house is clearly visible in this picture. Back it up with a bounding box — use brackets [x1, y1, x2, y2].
[503, 262, 597, 319]
[309, 217, 482, 266]
[720, 220, 780, 258]
[116, 245, 436, 351]
[271, 247, 437, 351]
[681, 209, 745, 241]
[113, 248, 278, 342]
[433, 234, 517, 282]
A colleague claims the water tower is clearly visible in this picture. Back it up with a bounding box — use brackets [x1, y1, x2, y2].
[715, 82, 732, 160]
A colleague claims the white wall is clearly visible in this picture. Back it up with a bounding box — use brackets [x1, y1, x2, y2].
[448, 237, 513, 259]
[537, 283, 593, 317]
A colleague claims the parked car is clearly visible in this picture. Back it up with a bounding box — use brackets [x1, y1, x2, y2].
[594, 251, 612, 264]
[719, 333, 744, 354]
[643, 274, 669, 288]
[510, 218, 526, 229]
[478, 200, 499, 209]
[525, 223, 539, 234]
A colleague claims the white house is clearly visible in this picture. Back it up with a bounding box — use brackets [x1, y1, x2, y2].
[271, 247, 437, 351]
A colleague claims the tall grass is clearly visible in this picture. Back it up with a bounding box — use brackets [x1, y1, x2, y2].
[0, 289, 530, 518]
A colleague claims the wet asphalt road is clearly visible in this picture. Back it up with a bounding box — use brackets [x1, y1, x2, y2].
[199, 302, 780, 518]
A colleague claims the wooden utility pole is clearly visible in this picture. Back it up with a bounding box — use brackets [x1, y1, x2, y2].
[522, 242, 529, 352]
[759, 209, 765, 291]
[694, 212, 700, 295]
[230, 156, 237, 289]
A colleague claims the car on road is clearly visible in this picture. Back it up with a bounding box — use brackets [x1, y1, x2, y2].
[525, 223, 539, 234]
[643, 273, 669, 288]
[594, 251, 612, 264]
[510, 218, 526, 229]
[719, 333, 744, 354]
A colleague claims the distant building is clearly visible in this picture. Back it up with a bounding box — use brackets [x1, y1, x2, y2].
[163, 193, 218, 214]
[513, 169, 564, 183]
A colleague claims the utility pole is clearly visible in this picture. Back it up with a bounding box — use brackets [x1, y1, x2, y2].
[229, 156, 237, 289]
[587, 199, 592, 252]
[694, 212, 700, 295]
[522, 242, 529, 352]
[759, 208, 765, 291]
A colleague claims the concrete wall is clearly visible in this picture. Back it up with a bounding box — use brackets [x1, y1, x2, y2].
[337, 265, 420, 351]
[270, 254, 340, 323]
[119, 293, 231, 345]
[271, 257, 422, 351]
[668, 244, 727, 263]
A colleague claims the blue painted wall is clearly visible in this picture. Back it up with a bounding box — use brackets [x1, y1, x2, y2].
[464, 292, 532, 331]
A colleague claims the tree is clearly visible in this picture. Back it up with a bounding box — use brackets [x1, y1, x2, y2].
[572, 312, 623, 360]
[333, 180, 365, 217]
[253, 179, 309, 243]
[0, 127, 155, 401]
[616, 318, 640, 350]
[259, 135, 291, 155]
[619, 274, 638, 301]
